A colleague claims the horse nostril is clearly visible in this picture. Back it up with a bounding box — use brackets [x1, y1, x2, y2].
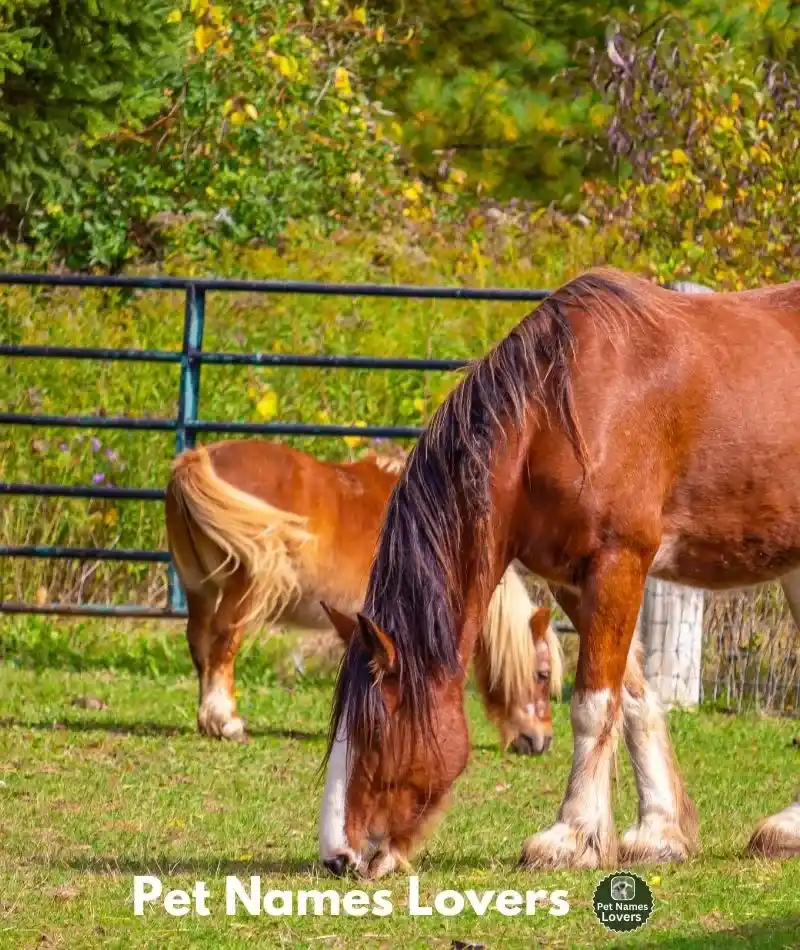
[542, 735, 553, 752]
[512, 734, 534, 756]
[324, 854, 349, 877]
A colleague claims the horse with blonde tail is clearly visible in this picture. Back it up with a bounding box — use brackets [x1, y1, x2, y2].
[165, 440, 561, 752]
[320, 266, 800, 880]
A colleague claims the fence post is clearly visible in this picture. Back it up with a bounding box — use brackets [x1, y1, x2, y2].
[636, 580, 704, 708]
[635, 277, 713, 707]
[167, 284, 206, 612]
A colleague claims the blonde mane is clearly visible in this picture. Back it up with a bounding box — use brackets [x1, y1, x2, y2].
[482, 567, 563, 704]
[370, 451, 409, 476]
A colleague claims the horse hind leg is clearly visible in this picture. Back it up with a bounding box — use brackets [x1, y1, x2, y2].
[196, 570, 252, 742]
[745, 572, 800, 859]
[619, 636, 699, 864]
[521, 549, 649, 870]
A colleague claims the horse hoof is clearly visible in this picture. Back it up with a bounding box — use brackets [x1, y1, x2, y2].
[520, 822, 609, 871]
[221, 717, 246, 741]
[748, 803, 800, 859]
[619, 819, 692, 865]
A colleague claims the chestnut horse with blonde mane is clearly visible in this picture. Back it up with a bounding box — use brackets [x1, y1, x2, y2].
[165, 440, 562, 753]
[320, 266, 800, 880]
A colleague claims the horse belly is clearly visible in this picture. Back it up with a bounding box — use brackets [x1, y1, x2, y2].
[653, 493, 800, 590]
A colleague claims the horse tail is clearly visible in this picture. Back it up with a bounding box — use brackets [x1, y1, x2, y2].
[165, 446, 311, 627]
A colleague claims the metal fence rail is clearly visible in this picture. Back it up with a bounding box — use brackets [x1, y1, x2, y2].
[0, 271, 551, 621]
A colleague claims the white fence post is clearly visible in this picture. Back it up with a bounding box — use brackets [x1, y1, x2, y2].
[636, 578, 704, 708]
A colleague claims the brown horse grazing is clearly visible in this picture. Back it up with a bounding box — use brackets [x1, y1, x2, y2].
[319, 266, 800, 879]
[164, 440, 562, 753]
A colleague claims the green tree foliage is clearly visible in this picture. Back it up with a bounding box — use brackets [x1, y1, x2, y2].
[579, 16, 800, 287]
[369, 0, 800, 203]
[17, 0, 405, 269]
[0, 0, 180, 213]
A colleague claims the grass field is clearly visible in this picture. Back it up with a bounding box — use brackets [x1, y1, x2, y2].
[1, 619, 799, 949]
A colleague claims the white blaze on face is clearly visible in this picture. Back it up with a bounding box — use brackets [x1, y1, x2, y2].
[319, 725, 351, 862]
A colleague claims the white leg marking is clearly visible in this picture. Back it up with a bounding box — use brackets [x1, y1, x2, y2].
[197, 684, 244, 740]
[620, 682, 696, 862]
[521, 689, 619, 869]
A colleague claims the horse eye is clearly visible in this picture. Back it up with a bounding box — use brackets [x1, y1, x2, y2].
[536, 671, 550, 684]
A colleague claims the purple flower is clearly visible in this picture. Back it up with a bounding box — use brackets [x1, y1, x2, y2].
[59, 442, 69, 452]
[92, 473, 106, 485]
[104, 448, 119, 463]
[91, 437, 102, 453]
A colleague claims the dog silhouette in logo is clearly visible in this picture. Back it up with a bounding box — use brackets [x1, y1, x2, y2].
[610, 876, 636, 902]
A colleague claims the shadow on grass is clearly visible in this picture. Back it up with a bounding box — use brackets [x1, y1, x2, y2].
[60, 855, 313, 876]
[0, 716, 326, 742]
[609, 915, 800, 949]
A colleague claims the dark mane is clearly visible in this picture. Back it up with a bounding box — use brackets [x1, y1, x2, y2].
[324, 269, 647, 770]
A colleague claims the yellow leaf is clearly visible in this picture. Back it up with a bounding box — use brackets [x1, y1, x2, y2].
[649, 876, 662, 887]
[449, 167, 466, 185]
[375, 25, 385, 42]
[247, 385, 257, 400]
[413, 397, 426, 414]
[216, 37, 233, 56]
[190, 0, 209, 14]
[208, 4, 225, 26]
[222, 98, 234, 116]
[670, 148, 690, 165]
[704, 193, 724, 211]
[194, 25, 216, 53]
[167, 9, 182, 23]
[244, 103, 258, 120]
[256, 391, 278, 420]
[104, 508, 119, 527]
[334, 67, 352, 97]
[352, 6, 366, 24]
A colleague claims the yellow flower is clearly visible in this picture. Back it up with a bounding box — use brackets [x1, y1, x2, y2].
[103, 508, 119, 527]
[343, 421, 367, 448]
[334, 67, 352, 97]
[413, 397, 426, 415]
[194, 25, 216, 54]
[230, 110, 246, 126]
[351, 6, 366, 24]
[375, 25, 385, 42]
[670, 148, 690, 166]
[190, 0, 209, 14]
[402, 182, 422, 202]
[244, 103, 258, 121]
[256, 391, 278, 420]
[273, 54, 299, 80]
[704, 193, 724, 212]
[167, 9, 182, 23]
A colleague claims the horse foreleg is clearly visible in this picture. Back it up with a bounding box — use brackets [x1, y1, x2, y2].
[619, 636, 699, 863]
[746, 572, 800, 858]
[521, 550, 647, 870]
[196, 571, 251, 742]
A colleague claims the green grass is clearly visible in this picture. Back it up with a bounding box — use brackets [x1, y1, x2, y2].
[1, 620, 799, 949]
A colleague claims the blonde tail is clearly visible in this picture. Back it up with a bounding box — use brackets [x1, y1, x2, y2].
[166, 446, 312, 628]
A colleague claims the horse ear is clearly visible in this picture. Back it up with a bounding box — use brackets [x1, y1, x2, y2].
[320, 602, 358, 644]
[530, 606, 551, 641]
[356, 613, 397, 672]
